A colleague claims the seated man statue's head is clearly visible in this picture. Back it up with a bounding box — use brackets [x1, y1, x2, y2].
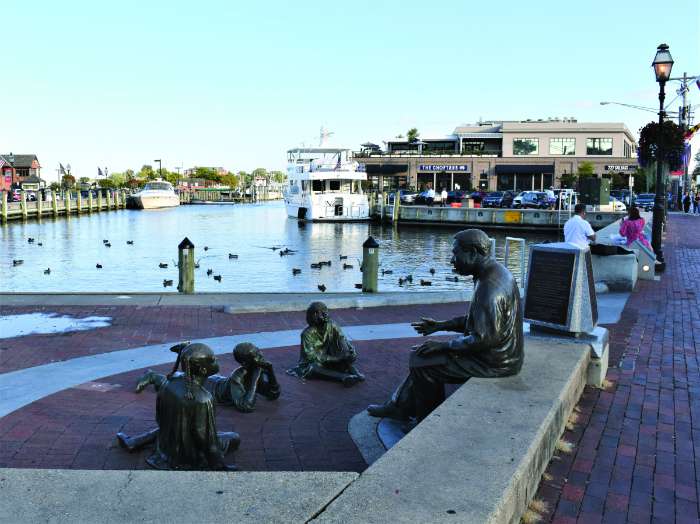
[452, 229, 492, 277]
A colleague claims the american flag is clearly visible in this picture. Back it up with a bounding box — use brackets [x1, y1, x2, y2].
[334, 153, 342, 171]
[98, 167, 104, 178]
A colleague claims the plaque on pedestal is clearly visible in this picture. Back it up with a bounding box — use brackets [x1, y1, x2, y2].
[524, 242, 598, 334]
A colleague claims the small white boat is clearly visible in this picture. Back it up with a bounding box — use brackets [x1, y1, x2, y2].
[284, 147, 369, 221]
[127, 180, 180, 209]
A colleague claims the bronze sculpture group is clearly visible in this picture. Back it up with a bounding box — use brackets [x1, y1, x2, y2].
[117, 228, 523, 471]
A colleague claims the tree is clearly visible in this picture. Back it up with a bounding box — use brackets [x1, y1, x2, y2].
[79, 177, 91, 184]
[638, 120, 685, 171]
[237, 170, 252, 186]
[407, 128, 420, 143]
[98, 178, 116, 189]
[252, 168, 268, 181]
[270, 170, 286, 183]
[577, 161, 596, 179]
[49, 182, 61, 191]
[61, 174, 76, 189]
[220, 174, 238, 188]
[138, 165, 155, 180]
[194, 167, 220, 181]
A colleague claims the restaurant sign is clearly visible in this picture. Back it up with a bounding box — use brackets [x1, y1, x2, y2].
[418, 164, 471, 172]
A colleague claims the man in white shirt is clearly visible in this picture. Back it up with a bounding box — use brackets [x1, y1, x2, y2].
[440, 187, 448, 207]
[563, 204, 596, 249]
[426, 185, 436, 207]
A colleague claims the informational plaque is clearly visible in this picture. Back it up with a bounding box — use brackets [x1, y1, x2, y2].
[524, 251, 575, 325]
[524, 242, 597, 334]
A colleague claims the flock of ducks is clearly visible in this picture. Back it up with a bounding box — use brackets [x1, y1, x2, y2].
[10, 239, 458, 291]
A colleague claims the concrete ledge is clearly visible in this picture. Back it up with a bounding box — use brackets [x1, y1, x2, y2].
[592, 253, 638, 291]
[315, 338, 590, 523]
[0, 469, 357, 524]
[0, 291, 471, 311]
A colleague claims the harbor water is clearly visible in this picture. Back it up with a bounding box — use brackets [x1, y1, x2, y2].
[0, 201, 557, 293]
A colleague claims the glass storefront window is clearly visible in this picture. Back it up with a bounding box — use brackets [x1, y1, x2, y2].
[436, 171, 452, 191]
[513, 138, 539, 155]
[453, 173, 470, 191]
[549, 138, 575, 155]
[586, 138, 613, 155]
[479, 172, 489, 189]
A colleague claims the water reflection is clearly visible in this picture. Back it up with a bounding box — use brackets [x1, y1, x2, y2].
[0, 202, 555, 293]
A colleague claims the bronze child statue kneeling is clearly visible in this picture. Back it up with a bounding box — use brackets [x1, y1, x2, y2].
[135, 342, 280, 413]
[287, 301, 364, 387]
[117, 342, 239, 471]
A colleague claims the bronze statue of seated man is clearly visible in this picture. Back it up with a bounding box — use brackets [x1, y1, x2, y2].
[287, 301, 364, 387]
[117, 342, 239, 470]
[367, 229, 524, 428]
[135, 342, 280, 413]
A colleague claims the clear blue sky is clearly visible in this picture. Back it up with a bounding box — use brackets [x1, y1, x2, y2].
[1, 0, 698, 181]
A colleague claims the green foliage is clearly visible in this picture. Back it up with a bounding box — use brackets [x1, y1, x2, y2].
[237, 171, 251, 186]
[220, 174, 238, 188]
[407, 128, 419, 142]
[49, 182, 61, 191]
[61, 174, 76, 189]
[139, 165, 155, 180]
[98, 178, 116, 189]
[79, 177, 90, 184]
[638, 120, 685, 171]
[576, 161, 596, 178]
[270, 170, 286, 183]
[560, 173, 577, 189]
[194, 167, 220, 180]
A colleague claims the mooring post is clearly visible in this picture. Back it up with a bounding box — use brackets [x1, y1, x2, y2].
[88, 190, 94, 212]
[177, 237, 195, 293]
[1, 191, 7, 223]
[65, 191, 72, 214]
[52, 191, 58, 216]
[362, 236, 379, 293]
[77, 190, 83, 213]
[106, 189, 112, 209]
[36, 191, 43, 218]
[20, 191, 27, 220]
[97, 190, 103, 211]
[392, 191, 401, 224]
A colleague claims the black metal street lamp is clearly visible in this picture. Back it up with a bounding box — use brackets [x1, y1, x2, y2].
[650, 43, 674, 271]
[154, 159, 162, 179]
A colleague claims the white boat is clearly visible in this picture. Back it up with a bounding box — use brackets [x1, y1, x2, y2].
[127, 180, 180, 209]
[284, 147, 369, 221]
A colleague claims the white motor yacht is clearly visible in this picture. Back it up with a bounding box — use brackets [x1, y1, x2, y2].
[284, 147, 369, 221]
[127, 180, 180, 209]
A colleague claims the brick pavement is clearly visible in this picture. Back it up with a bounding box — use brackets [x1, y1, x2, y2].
[0, 302, 464, 373]
[533, 214, 700, 524]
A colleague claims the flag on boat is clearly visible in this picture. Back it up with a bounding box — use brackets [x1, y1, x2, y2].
[98, 167, 104, 178]
[334, 152, 342, 170]
[59, 163, 66, 175]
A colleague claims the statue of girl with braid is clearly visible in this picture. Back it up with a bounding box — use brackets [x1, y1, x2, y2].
[116, 342, 239, 471]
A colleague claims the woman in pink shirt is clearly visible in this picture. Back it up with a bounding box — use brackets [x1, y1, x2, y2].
[619, 206, 651, 248]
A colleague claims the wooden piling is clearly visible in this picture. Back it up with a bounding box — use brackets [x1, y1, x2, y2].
[77, 191, 83, 213]
[20, 192, 27, 220]
[36, 193, 43, 218]
[106, 190, 112, 209]
[65, 191, 72, 215]
[52, 191, 58, 216]
[88, 191, 94, 212]
[97, 191, 103, 211]
[1, 191, 7, 223]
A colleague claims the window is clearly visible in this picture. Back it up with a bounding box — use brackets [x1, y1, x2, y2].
[549, 138, 575, 155]
[479, 172, 489, 189]
[329, 180, 341, 191]
[513, 138, 539, 155]
[312, 180, 325, 192]
[586, 138, 613, 155]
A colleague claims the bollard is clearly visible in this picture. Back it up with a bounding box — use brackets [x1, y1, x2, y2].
[52, 191, 58, 216]
[88, 190, 94, 212]
[1, 191, 7, 223]
[362, 236, 379, 293]
[20, 191, 27, 220]
[36, 192, 42, 218]
[504, 237, 526, 287]
[65, 191, 72, 214]
[77, 191, 83, 213]
[177, 237, 195, 293]
[97, 190, 103, 211]
[106, 189, 112, 209]
[392, 191, 401, 223]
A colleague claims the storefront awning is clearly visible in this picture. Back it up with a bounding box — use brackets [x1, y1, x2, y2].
[495, 164, 554, 174]
[365, 164, 409, 175]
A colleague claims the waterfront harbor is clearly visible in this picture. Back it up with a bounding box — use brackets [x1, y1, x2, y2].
[0, 201, 555, 293]
[1, 190, 128, 223]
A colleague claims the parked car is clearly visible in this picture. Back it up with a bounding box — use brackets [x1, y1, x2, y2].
[446, 190, 468, 204]
[610, 189, 634, 207]
[469, 190, 487, 203]
[414, 190, 431, 205]
[633, 193, 655, 211]
[520, 192, 551, 209]
[482, 191, 515, 208]
[388, 190, 418, 205]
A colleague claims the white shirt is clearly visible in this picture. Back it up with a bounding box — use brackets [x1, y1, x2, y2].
[426, 188, 435, 198]
[441, 189, 448, 199]
[563, 215, 594, 249]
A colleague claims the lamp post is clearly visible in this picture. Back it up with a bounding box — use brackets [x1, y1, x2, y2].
[651, 43, 674, 272]
[154, 159, 162, 180]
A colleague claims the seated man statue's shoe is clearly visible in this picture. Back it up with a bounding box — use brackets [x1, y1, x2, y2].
[342, 374, 365, 388]
[366, 402, 410, 421]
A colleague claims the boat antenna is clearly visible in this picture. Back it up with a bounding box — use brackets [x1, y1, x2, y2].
[319, 126, 334, 147]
